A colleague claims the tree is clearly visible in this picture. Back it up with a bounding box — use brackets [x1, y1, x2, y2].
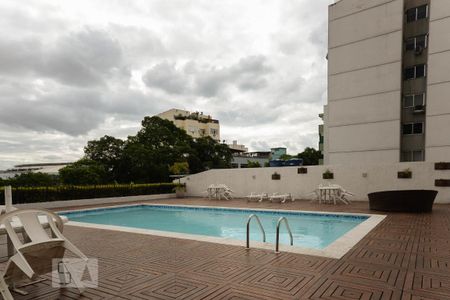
[189, 137, 232, 173]
[118, 116, 194, 183]
[247, 160, 261, 168]
[84, 135, 124, 181]
[79, 116, 233, 184]
[169, 162, 189, 175]
[297, 147, 323, 165]
[59, 159, 108, 185]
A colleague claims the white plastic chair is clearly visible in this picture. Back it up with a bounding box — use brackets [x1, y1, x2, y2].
[245, 192, 268, 202]
[0, 209, 88, 300]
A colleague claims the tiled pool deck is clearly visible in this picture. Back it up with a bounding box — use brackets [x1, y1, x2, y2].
[6, 198, 450, 299]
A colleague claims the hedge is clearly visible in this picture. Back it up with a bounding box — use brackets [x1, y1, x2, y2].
[0, 183, 178, 204]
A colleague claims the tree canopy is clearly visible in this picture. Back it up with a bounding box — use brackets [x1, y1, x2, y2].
[297, 147, 323, 165]
[61, 116, 232, 184]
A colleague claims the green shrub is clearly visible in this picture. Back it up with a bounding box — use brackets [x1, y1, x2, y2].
[0, 183, 176, 204]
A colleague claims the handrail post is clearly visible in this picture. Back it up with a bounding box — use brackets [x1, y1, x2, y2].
[246, 214, 266, 249]
[275, 217, 293, 253]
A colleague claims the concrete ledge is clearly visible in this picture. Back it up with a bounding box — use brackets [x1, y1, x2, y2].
[14, 193, 176, 209]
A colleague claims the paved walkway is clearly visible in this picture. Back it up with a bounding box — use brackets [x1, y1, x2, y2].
[7, 198, 450, 299]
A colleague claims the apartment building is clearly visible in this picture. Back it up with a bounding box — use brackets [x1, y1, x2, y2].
[157, 109, 220, 141]
[324, 0, 450, 164]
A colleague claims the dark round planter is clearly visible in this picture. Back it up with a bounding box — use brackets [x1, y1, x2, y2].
[368, 190, 438, 213]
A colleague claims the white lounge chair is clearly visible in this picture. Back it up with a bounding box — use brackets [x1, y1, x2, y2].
[245, 192, 268, 202]
[269, 193, 293, 203]
[0, 209, 88, 300]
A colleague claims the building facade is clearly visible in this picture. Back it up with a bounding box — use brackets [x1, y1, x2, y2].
[227, 140, 248, 153]
[324, 0, 450, 164]
[270, 147, 287, 160]
[157, 109, 220, 141]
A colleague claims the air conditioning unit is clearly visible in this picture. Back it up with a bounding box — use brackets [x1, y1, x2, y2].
[415, 45, 424, 56]
[413, 105, 425, 113]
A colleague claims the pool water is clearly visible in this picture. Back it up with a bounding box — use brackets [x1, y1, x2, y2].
[63, 205, 368, 249]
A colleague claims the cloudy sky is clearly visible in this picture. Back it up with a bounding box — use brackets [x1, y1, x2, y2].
[0, 0, 332, 170]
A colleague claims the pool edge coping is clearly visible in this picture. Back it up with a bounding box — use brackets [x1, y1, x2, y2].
[60, 203, 386, 259]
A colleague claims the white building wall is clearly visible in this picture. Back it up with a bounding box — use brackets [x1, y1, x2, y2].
[426, 2, 450, 162]
[181, 162, 450, 203]
[326, 0, 403, 164]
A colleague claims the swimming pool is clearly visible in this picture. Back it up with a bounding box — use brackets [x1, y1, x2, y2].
[62, 204, 385, 258]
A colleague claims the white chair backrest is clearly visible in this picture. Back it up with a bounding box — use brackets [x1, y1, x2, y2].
[0, 209, 64, 250]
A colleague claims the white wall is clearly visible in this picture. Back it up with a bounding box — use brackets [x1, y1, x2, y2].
[328, 121, 400, 153]
[181, 162, 450, 203]
[327, 92, 400, 127]
[329, 0, 403, 47]
[329, 0, 396, 21]
[327, 150, 400, 166]
[328, 31, 402, 75]
[328, 62, 402, 101]
[326, 0, 403, 165]
[15, 193, 176, 210]
[426, 1, 450, 162]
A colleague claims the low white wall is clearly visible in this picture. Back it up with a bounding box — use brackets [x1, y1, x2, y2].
[14, 193, 176, 210]
[181, 162, 450, 203]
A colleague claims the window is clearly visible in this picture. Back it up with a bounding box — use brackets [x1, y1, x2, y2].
[402, 122, 424, 135]
[403, 93, 425, 108]
[406, 5, 428, 23]
[188, 126, 197, 134]
[210, 128, 218, 136]
[404, 67, 415, 80]
[413, 122, 423, 133]
[405, 35, 428, 52]
[404, 64, 426, 80]
[402, 150, 424, 162]
[416, 65, 425, 77]
[413, 150, 424, 161]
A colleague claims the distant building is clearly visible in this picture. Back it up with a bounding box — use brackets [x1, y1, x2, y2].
[270, 147, 287, 160]
[0, 163, 71, 179]
[227, 140, 248, 153]
[324, 0, 450, 164]
[231, 152, 270, 168]
[157, 109, 220, 141]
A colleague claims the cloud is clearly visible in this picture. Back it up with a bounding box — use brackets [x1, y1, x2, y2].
[0, 27, 128, 87]
[142, 62, 187, 94]
[142, 55, 273, 97]
[0, 0, 331, 168]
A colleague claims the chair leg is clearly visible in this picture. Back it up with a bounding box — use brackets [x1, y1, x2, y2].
[0, 277, 14, 300]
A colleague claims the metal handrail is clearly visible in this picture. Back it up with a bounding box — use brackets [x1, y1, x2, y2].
[246, 214, 266, 249]
[275, 217, 293, 253]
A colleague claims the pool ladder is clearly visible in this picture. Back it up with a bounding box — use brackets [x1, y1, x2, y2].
[246, 214, 266, 249]
[245, 214, 293, 253]
[275, 217, 293, 253]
